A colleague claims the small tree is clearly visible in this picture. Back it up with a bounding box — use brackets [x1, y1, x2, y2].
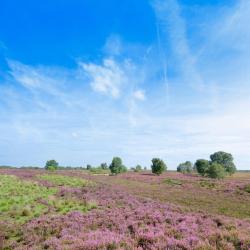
[151, 158, 167, 175]
[177, 161, 193, 173]
[206, 163, 226, 179]
[100, 163, 108, 170]
[194, 159, 210, 176]
[210, 151, 236, 175]
[109, 157, 126, 175]
[86, 164, 92, 170]
[45, 160, 58, 170]
[134, 165, 142, 172]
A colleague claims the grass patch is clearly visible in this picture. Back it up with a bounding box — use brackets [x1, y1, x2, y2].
[89, 168, 110, 175]
[163, 178, 183, 186]
[0, 174, 95, 225]
[40, 174, 91, 187]
[0, 175, 57, 224]
[0, 174, 97, 249]
[199, 180, 218, 189]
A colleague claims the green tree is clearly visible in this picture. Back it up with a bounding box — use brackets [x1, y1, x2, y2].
[100, 163, 108, 170]
[86, 164, 92, 170]
[206, 163, 226, 179]
[194, 159, 210, 176]
[151, 158, 167, 175]
[109, 157, 126, 174]
[210, 151, 236, 175]
[134, 165, 142, 172]
[45, 160, 58, 170]
[177, 161, 193, 173]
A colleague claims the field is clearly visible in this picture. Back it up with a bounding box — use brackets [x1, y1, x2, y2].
[0, 169, 250, 249]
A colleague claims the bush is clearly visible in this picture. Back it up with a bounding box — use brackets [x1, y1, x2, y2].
[210, 151, 236, 175]
[134, 165, 142, 172]
[206, 163, 226, 179]
[46, 165, 57, 171]
[194, 159, 210, 176]
[243, 184, 250, 193]
[109, 157, 126, 175]
[151, 158, 167, 175]
[45, 160, 58, 170]
[177, 161, 193, 173]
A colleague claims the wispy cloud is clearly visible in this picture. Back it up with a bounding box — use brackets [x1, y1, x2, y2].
[153, 0, 204, 90]
[133, 89, 146, 101]
[80, 58, 127, 98]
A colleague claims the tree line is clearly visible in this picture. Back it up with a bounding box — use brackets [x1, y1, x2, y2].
[45, 151, 236, 179]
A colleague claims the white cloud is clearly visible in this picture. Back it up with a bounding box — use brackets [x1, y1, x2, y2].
[133, 89, 146, 101]
[80, 58, 126, 98]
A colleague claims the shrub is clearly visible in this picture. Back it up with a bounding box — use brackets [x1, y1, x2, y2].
[206, 163, 226, 179]
[151, 158, 167, 175]
[194, 159, 210, 176]
[45, 160, 58, 170]
[177, 161, 193, 173]
[109, 157, 126, 175]
[210, 151, 236, 175]
[134, 165, 142, 172]
[243, 184, 250, 193]
[46, 165, 57, 171]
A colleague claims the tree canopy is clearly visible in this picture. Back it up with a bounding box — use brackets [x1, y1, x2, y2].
[151, 158, 167, 175]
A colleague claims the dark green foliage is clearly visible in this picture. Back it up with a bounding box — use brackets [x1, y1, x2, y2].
[109, 157, 126, 175]
[45, 160, 58, 170]
[86, 164, 92, 170]
[177, 161, 193, 173]
[199, 180, 217, 189]
[210, 151, 236, 175]
[46, 165, 57, 171]
[100, 163, 108, 170]
[151, 158, 167, 175]
[134, 165, 142, 172]
[206, 163, 226, 179]
[194, 159, 210, 176]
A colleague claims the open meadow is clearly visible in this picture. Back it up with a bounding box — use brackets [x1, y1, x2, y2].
[0, 168, 250, 250]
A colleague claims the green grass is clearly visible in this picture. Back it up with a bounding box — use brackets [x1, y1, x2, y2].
[0, 174, 97, 248]
[89, 167, 110, 175]
[0, 175, 57, 224]
[40, 174, 91, 187]
[0, 175, 95, 225]
[163, 178, 183, 186]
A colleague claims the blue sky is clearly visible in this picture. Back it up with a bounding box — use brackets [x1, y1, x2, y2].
[0, 0, 250, 169]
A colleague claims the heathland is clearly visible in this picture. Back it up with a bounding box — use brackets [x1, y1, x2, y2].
[0, 167, 250, 249]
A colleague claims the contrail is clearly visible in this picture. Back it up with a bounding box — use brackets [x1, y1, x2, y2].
[156, 20, 169, 98]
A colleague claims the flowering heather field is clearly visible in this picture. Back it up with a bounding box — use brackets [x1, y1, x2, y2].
[0, 169, 250, 249]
